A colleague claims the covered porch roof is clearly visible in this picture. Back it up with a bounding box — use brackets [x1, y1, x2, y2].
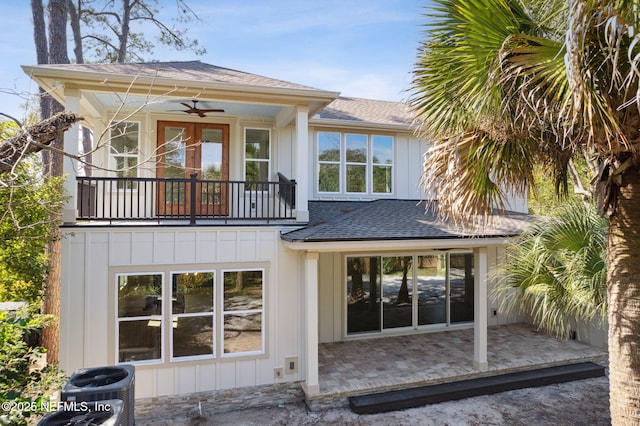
[21, 60, 340, 126]
[282, 200, 538, 250]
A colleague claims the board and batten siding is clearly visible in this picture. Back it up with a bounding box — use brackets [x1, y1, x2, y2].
[59, 227, 303, 399]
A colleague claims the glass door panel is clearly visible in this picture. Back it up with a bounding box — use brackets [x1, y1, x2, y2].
[347, 257, 381, 334]
[201, 130, 223, 179]
[382, 256, 413, 329]
[198, 128, 226, 215]
[449, 253, 474, 323]
[158, 124, 191, 215]
[417, 254, 447, 325]
[157, 122, 228, 217]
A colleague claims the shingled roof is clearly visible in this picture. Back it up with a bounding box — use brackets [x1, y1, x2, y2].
[29, 61, 322, 91]
[313, 96, 413, 128]
[281, 200, 536, 242]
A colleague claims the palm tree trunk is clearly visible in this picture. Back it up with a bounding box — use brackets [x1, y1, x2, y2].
[608, 166, 640, 425]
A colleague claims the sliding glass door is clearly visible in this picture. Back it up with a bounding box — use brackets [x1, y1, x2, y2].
[346, 257, 381, 334]
[346, 252, 474, 336]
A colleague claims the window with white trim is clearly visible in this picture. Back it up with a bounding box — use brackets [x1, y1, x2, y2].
[116, 267, 265, 365]
[117, 273, 163, 363]
[109, 121, 140, 189]
[317, 132, 341, 192]
[317, 131, 394, 195]
[372, 135, 393, 193]
[222, 269, 264, 355]
[245, 128, 270, 190]
[171, 271, 215, 360]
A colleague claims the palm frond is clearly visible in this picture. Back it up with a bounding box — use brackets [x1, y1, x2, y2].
[492, 202, 607, 337]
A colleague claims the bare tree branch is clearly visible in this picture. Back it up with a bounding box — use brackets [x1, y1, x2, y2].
[0, 112, 83, 174]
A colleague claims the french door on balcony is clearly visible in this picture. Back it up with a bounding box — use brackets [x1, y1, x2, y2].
[157, 121, 229, 216]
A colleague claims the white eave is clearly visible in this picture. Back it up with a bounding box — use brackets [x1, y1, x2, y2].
[309, 117, 415, 133]
[281, 237, 512, 253]
[21, 64, 340, 116]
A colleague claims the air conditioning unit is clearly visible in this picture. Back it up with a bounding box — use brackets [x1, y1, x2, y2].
[37, 399, 124, 426]
[61, 365, 135, 426]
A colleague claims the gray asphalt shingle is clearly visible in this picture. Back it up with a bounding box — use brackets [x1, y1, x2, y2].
[313, 97, 413, 127]
[33, 61, 322, 91]
[281, 200, 536, 242]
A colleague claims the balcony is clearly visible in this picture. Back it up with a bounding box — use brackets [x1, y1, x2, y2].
[76, 173, 297, 224]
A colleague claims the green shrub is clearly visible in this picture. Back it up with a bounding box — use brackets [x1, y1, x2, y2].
[0, 308, 66, 425]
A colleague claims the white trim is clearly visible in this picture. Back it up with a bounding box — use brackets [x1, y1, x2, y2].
[243, 127, 272, 185]
[371, 135, 394, 195]
[108, 120, 141, 189]
[473, 247, 489, 371]
[169, 269, 216, 362]
[315, 131, 395, 197]
[63, 88, 81, 223]
[23, 65, 341, 106]
[303, 252, 320, 395]
[310, 118, 414, 133]
[115, 272, 164, 366]
[220, 268, 266, 358]
[282, 238, 510, 252]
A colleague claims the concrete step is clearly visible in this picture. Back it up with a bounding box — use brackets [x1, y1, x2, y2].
[349, 361, 605, 415]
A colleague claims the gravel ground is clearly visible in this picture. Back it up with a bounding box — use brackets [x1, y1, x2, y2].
[141, 375, 610, 426]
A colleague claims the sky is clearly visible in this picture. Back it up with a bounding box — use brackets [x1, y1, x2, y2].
[0, 1, 428, 120]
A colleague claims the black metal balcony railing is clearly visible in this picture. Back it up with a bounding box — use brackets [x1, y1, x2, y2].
[76, 174, 297, 224]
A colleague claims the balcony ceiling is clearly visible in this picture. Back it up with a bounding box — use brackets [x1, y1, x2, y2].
[92, 93, 283, 118]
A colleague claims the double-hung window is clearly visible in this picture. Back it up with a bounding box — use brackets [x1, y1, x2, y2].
[245, 128, 270, 190]
[116, 267, 265, 364]
[109, 121, 140, 189]
[345, 134, 368, 193]
[317, 132, 393, 195]
[222, 269, 264, 355]
[317, 132, 341, 192]
[372, 135, 393, 193]
[171, 271, 215, 360]
[117, 273, 163, 363]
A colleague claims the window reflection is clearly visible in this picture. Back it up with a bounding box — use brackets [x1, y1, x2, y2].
[171, 271, 215, 359]
[223, 313, 262, 354]
[222, 270, 264, 355]
[417, 255, 447, 325]
[172, 316, 214, 358]
[117, 273, 163, 363]
[172, 272, 214, 314]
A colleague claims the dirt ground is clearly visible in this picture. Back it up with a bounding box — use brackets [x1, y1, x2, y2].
[140, 375, 610, 426]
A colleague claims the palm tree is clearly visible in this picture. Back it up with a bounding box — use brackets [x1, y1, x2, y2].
[410, 0, 640, 423]
[493, 202, 607, 337]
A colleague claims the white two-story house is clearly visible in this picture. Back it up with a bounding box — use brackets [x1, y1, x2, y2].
[22, 61, 539, 406]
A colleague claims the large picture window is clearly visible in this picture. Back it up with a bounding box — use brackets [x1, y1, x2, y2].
[116, 266, 265, 365]
[347, 253, 474, 336]
[317, 131, 393, 195]
[117, 273, 163, 363]
[109, 121, 140, 189]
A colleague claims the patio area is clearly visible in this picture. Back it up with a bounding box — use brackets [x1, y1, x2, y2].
[308, 323, 608, 410]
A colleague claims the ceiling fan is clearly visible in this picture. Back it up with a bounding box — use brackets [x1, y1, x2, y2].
[179, 100, 224, 117]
